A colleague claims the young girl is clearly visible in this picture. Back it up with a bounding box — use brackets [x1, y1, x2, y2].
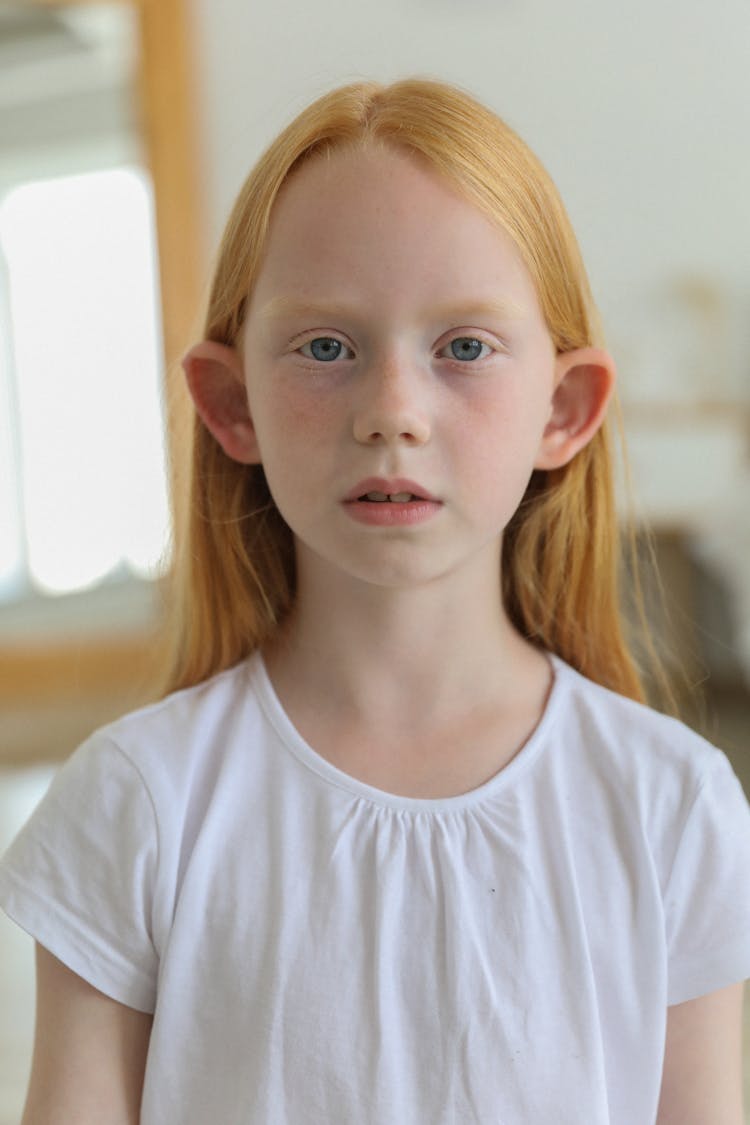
[1, 78, 749, 1124]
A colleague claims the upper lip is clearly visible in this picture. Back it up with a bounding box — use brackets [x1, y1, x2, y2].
[344, 477, 439, 502]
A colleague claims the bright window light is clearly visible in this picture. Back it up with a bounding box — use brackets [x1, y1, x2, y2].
[0, 291, 24, 600]
[0, 166, 170, 597]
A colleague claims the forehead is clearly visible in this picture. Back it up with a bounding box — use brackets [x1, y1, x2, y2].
[247, 144, 542, 317]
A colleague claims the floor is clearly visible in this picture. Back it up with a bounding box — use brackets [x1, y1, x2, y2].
[1, 761, 749, 1122]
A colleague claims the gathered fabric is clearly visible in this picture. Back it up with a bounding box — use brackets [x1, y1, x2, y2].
[1, 652, 749, 1124]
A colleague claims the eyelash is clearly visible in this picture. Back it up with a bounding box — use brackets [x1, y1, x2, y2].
[296, 334, 497, 364]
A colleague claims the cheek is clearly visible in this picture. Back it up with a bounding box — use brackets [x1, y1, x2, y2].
[451, 384, 552, 494]
[459, 378, 551, 449]
[248, 380, 336, 459]
[247, 381, 344, 508]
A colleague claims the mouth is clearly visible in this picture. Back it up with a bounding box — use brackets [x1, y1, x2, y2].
[359, 491, 422, 503]
[343, 477, 441, 526]
[344, 478, 438, 504]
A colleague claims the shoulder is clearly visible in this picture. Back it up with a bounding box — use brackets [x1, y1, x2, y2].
[90, 653, 267, 781]
[546, 655, 750, 870]
[549, 655, 726, 791]
[104, 653, 262, 738]
[0, 655, 275, 1007]
[11, 653, 273, 872]
[546, 657, 750, 1002]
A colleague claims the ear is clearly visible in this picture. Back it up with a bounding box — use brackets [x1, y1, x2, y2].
[535, 347, 616, 470]
[182, 340, 261, 465]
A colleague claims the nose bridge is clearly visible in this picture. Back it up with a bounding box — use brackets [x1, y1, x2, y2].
[352, 345, 430, 445]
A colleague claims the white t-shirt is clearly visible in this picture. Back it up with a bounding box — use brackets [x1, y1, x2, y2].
[1, 653, 749, 1124]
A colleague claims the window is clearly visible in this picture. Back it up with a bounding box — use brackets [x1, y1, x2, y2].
[0, 164, 170, 608]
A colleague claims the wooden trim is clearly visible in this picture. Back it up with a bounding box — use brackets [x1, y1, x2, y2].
[0, 632, 164, 705]
[622, 400, 750, 425]
[135, 0, 207, 365]
[0, 630, 167, 767]
[133, 0, 206, 532]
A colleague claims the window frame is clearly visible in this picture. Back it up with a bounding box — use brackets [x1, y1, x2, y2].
[0, 0, 205, 764]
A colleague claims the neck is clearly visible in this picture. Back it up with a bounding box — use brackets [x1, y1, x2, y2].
[263, 546, 546, 730]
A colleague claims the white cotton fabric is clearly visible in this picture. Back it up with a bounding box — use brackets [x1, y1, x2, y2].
[1, 653, 750, 1124]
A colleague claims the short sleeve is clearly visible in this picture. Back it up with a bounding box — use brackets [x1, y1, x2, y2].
[664, 750, 750, 1005]
[0, 734, 159, 1012]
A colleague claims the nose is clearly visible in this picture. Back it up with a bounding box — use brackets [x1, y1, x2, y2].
[352, 355, 431, 446]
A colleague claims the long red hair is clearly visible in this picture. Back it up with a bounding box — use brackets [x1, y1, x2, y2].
[164, 78, 662, 705]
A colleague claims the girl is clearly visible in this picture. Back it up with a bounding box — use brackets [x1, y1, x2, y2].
[1, 78, 749, 1124]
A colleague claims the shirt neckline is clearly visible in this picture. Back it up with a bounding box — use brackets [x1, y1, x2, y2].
[248, 650, 569, 814]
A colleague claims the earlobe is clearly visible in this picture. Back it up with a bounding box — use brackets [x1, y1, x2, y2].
[182, 340, 261, 465]
[535, 347, 616, 470]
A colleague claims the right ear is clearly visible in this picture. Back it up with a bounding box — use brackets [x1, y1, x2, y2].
[182, 340, 261, 464]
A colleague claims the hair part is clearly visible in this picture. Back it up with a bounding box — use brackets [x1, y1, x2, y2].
[165, 77, 668, 709]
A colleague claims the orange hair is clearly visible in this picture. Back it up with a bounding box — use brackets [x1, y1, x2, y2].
[165, 78, 658, 704]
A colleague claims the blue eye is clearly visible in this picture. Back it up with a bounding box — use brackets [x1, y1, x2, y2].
[300, 337, 350, 362]
[445, 337, 491, 361]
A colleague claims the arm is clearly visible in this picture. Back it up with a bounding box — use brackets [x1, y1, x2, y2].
[21, 944, 152, 1125]
[656, 981, 745, 1124]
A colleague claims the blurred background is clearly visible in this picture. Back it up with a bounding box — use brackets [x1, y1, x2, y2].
[0, 0, 748, 1119]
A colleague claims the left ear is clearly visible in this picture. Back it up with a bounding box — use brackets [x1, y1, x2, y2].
[535, 347, 616, 470]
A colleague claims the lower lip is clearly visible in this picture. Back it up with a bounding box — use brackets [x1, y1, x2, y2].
[343, 500, 442, 526]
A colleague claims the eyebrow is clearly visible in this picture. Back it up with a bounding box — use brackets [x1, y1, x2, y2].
[256, 296, 527, 324]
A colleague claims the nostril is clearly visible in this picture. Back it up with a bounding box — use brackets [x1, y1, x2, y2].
[354, 409, 430, 446]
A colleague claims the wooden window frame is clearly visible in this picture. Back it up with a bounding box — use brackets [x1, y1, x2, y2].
[1, 0, 205, 761]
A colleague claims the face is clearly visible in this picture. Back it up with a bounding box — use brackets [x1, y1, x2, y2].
[236, 145, 572, 593]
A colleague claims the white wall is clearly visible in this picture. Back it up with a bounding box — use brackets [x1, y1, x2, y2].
[187, 0, 750, 323]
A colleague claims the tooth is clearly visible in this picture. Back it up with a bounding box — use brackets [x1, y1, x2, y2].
[389, 492, 414, 502]
[365, 491, 389, 502]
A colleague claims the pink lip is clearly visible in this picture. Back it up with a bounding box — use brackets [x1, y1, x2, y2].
[343, 477, 438, 503]
[342, 477, 441, 527]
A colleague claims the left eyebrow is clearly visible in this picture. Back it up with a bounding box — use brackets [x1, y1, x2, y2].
[256, 296, 527, 324]
[257, 297, 358, 323]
